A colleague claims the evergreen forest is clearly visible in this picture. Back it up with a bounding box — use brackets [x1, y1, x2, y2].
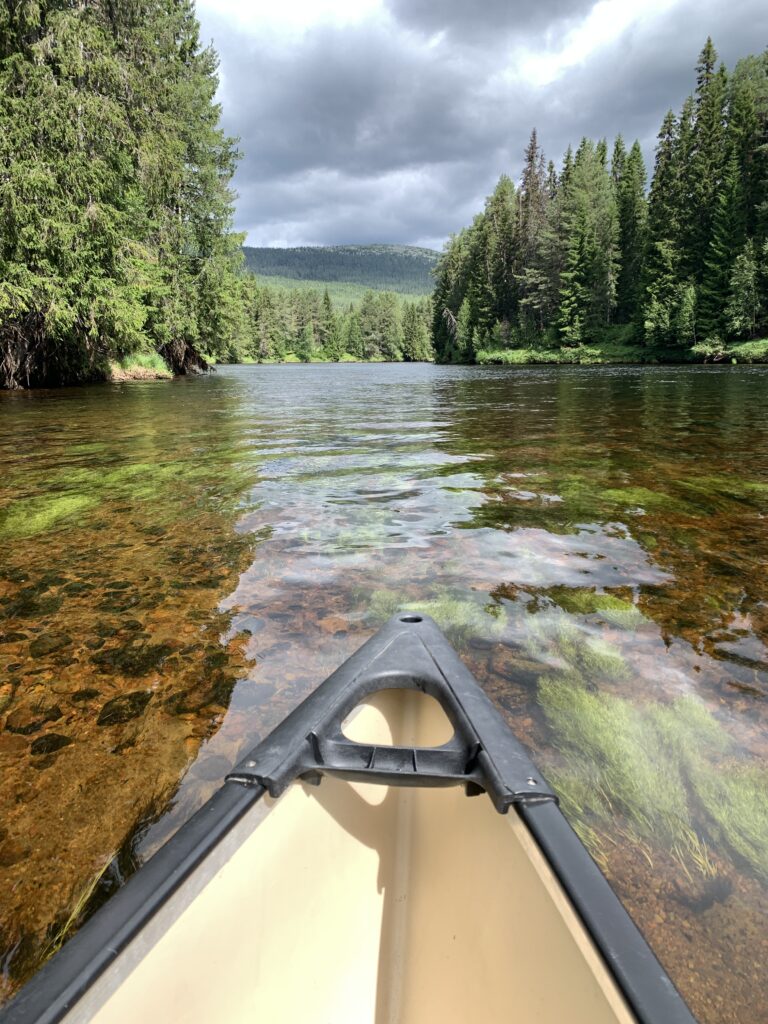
[431, 40, 768, 364]
[243, 245, 437, 295]
[0, 0, 248, 389]
[241, 283, 433, 363]
[2, 18, 768, 386]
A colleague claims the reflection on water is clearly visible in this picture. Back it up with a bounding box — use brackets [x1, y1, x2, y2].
[1, 364, 767, 1022]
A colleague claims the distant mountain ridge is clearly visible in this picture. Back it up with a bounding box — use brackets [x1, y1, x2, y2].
[242, 244, 439, 295]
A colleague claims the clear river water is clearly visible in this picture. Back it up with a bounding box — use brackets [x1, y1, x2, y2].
[1, 363, 767, 1022]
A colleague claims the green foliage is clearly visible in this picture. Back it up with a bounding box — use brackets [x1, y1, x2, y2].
[0, 0, 246, 389]
[247, 274, 420, 308]
[726, 239, 762, 336]
[614, 141, 648, 323]
[698, 157, 747, 337]
[367, 589, 505, 650]
[556, 139, 620, 343]
[540, 668, 768, 883]
[694, 763, 768, 881]
[110, 351, 172, 378]
[0, 494, 99, 539]
[239, 280, 432, 363]
[295, 323, 316, 363]
[432, 38, 768, 363]
[547, 588, 647, 630]
[526, 617, 628, 680]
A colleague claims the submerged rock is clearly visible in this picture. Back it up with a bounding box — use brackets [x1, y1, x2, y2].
[29, 633, 72, 658]
[5, 704, 63, 735]
[70, 689, 102, 703]
[91, 642, 173, 676]
[0, 836, 31, 867]
[97, 691, 152, 725]
[30, 733, 73, 755]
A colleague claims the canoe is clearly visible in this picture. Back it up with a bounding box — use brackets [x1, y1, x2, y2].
[1, 613, 696, 1024]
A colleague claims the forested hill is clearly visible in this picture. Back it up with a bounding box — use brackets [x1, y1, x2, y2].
[242, 245, 439, 295]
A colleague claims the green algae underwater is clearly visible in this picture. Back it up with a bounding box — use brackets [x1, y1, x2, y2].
[1, 363, 767, 1024]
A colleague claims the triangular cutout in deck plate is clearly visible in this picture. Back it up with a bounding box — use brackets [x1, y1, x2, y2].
[228, 614, 557, 812]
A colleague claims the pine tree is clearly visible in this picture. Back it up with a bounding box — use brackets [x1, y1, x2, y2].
[726, 239, 761, 337]
[344, 311, 364, 359]
[698, 156, 746, 337]
[614, 141, 648, 324]
[431, 231, 472, 362]
[296, 322, 315, 362]
[556, 139, 619, 342]
[401, 302, 432, 361]
[687, 39, 728, 282]
[516, 130, 550, 335]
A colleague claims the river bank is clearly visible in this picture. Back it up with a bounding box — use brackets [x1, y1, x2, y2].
[475, 337, 768, 366]
[107, 352, 173, 382]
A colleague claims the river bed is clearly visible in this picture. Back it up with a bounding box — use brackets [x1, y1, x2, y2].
[1, 363, 767, 1022]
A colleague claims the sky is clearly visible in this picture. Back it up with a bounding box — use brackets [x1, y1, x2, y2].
[195, 0, 768, 251]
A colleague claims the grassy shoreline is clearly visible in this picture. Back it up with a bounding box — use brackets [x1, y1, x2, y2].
[107, 352, 173, 382]
[475, 338, 768, 366]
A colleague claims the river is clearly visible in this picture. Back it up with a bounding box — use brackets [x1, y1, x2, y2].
[1, 363, 767, 1022]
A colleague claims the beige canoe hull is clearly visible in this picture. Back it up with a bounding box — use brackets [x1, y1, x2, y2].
[86, 691, 635, 1024]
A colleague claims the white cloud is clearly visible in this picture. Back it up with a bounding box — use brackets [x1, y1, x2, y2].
[515, 0, 679, 86]
[197, 0, 768, 245]
[197, 0, 385, 36]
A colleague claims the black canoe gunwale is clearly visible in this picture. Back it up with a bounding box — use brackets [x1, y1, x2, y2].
[0, 614, 697, 1024]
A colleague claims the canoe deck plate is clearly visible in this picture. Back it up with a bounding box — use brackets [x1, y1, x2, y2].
[228, 614, 557, 812]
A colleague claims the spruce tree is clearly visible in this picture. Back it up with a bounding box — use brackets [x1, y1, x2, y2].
[726, 239, 761, 337]
[687, 39, 728, 283]
[318, 289, 336, 355]
[402, 302, 432, 361]
[611, 136, 627, 192]
[431, 231, 472, 362]
[345, 312, 364, 359]
[643, 111, 686, 342]
[296, 322, 315, 362]
[647, 111, 681, 245]
[674, 96, 697, 279]
[698, 156, 746, 337]
[516, 130, 550, 335]
[484, 175, 517, 327]
[556, 139, 619, 342]
[0, 0, 245, 388]
[615, 141, 648, 324]
[643, 240, 685, 347]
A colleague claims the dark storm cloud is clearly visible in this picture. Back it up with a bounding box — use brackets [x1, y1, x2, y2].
[383, 0, 594, 43]
[198, 0, 768, 248]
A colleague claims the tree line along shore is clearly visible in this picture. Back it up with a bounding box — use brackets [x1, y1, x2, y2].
[0, 9, 766, 388]
[431, 40, 768, 366]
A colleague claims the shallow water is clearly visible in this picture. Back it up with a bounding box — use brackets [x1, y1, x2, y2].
[1, 363, 767, 1021]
